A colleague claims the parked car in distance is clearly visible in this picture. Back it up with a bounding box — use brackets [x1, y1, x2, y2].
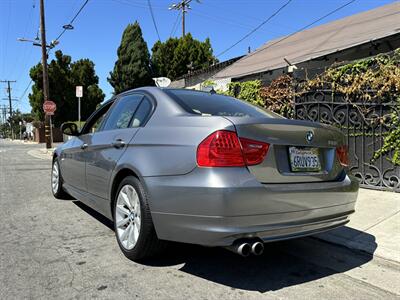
[52, 87, 359, 260]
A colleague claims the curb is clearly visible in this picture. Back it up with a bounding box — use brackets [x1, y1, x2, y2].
[27, 149, 54, 160]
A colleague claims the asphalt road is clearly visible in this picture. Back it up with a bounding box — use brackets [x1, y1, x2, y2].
[0, 140, 399, 299]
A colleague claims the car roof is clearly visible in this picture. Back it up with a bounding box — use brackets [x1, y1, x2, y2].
[117, 86, 215, 97]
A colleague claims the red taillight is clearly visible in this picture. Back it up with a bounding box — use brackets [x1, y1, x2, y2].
[240, 137, 269, 166]
[197, 131, 244, 167]
[197, 130, 269, 167]
[336, 145, 349, 167]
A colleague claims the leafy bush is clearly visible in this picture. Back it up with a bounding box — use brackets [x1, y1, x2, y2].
[302, 48, 400, 101]
[260, 75, 294, 118]
[226, 80, 264, 106]
[224, 77, 294, 118]
[302, 48, 400, 165]
[373, 104, 400, 165]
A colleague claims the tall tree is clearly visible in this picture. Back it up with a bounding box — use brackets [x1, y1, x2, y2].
[151, 38, 179, 79]
[151, 34, 217, 80]
[28, 50, 105, 126]
[108, 21, 153, 94]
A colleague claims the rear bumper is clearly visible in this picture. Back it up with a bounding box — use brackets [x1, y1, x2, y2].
[144, 168, 358, 246]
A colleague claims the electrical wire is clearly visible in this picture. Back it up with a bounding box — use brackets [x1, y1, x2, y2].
[112, 0, 165, 10]
[54, 0, 90, 42]
[18, 46, 51, 101]
[170, 10, 182, 38]
[2, 1, 12, 79]
[216, 0, 293, 58]
[19, 0, 91, 103]
[231, 0, 357, 74]
[15, 1, 37, 83]
[19, 79, 33, 101]
[148, 0, 161, 41]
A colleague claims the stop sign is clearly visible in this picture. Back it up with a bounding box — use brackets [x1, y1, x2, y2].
[43, 100, 56, 115]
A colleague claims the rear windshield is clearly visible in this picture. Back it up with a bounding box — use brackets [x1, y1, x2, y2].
[164, 89, 278, 118]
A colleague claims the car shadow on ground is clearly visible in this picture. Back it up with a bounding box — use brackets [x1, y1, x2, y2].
[73, 201, 377, 293]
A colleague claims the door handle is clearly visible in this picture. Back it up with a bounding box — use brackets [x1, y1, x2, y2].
[81, 143, 88, 150]
[112, 139, 125, 149]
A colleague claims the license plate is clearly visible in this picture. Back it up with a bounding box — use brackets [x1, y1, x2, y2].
[289, 147, 321, 172]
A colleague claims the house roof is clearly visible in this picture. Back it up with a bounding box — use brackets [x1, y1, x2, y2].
[174, 55, 244, 80]
[214, 2, 400, 79]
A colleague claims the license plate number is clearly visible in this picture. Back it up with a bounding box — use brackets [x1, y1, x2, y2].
[289, 147, 321, 172]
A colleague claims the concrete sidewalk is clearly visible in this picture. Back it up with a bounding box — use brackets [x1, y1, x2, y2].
[316, 188, 400, 263]
[27, 147, 55, 160]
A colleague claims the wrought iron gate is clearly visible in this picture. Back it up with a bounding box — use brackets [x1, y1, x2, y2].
[295, 90, 399, 192]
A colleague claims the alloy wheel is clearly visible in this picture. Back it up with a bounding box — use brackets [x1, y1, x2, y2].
[51, 162, 59, 194]
[115, 185, 141, 250]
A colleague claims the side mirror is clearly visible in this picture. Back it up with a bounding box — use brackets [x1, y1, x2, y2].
[61, 122, 79, 136]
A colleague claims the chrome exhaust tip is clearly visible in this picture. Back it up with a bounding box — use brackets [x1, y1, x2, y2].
[225, 242, 251, 257]
[237, 243, 251, 257]
[251, 241, 264, 256]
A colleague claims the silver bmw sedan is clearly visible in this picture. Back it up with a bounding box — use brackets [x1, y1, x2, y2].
[52, 87, 358, 261]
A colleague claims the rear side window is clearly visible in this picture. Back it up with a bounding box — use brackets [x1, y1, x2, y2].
[131, 97, 152, 128]
[164, 89, 277, 118]
[103, 94, 143, 130]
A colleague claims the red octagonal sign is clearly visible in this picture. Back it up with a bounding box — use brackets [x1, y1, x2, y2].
[43, 100, 56, 115]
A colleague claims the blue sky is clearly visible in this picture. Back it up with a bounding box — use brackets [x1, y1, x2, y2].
[0, 0, 397, 113]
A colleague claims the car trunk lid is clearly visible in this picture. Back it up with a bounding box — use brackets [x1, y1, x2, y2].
[224, 117, 345, 183]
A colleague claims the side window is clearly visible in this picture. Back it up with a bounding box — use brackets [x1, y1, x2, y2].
[91, 111, 108, 133]
[131, 97, 152, 128]
[103, 94, 143, 131]
[81, 102, 113, 135]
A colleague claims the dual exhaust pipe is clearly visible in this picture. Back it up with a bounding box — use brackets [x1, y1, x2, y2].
[226, 240, 264, 257]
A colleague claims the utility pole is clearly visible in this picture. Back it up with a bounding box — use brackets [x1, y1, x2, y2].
[39, 0, 52, 149]
[169, 0, 200, 37]
[0, 80, 16, 139]
[0, 105, 8, 137]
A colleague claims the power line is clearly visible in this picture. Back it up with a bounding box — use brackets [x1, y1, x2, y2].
[170, 10, 181, 37]
[169, 0, 201, 37]
[54, 0, 90, 42]
[190, 11, 254, 31]
[112, 0, 165, 10]
[19, 79, 33, 101]
[233, 0, 357, 73]
[18, 0, 91, 105]
[15, 1, 37, 83]
[216, 0, 293, 58]
[148, 0, 161, 40]
[2, 1, 12, 78]
[0, 80, 17, 139]
[18, 44, 52, 103]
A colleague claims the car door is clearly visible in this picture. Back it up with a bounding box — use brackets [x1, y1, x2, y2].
[61, 101, 114, 192]
[85, 93, 146, 199]
[59, 137, 82, 190]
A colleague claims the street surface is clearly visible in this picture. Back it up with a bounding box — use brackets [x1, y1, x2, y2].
[0, 140, 399, 299]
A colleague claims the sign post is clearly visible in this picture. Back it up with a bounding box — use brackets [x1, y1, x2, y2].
[19, 121, 22, 140]
[76, 86, 83, 130]
[43, 100, 56, 147]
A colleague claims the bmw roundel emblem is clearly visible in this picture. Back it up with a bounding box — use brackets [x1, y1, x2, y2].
[306, 131, 314, 143]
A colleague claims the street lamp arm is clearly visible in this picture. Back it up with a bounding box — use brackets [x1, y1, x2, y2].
[17, 38, 59, 49]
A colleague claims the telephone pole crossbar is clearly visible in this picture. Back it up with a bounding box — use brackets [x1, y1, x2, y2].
[169, 0, 200, 37]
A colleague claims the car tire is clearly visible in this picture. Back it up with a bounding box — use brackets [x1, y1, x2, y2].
[51, 158, 72, 199]
[113, 176, 166, 261]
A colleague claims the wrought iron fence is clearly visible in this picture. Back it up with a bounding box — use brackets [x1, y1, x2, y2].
[294, 90, 399, 192]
